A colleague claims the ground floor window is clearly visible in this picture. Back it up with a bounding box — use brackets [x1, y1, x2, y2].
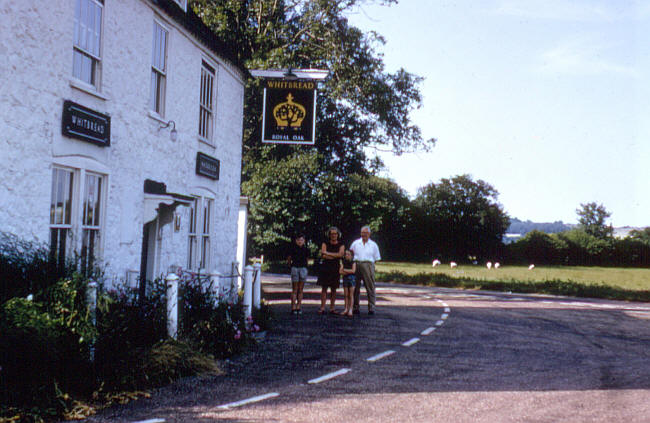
[188, 196, 213, 271]
[49, 166, 106, 274]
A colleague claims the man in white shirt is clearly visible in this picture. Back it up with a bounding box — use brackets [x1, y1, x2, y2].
[350, 226, 381, 315]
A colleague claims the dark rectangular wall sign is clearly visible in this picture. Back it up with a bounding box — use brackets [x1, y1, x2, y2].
[62, 100, 111, 147]
[196, 152, 220, 180]
[261, 80, 316, 145]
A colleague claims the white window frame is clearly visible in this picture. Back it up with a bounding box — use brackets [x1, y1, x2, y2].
[150, 19, 169, 117]
[50, 168, 75, 267]
[198, 60, 217, 145]
[187, 195, 213, 271]
[49, 164, 107, 274]
[72, 0, 104, 90]
[80, 172, 103, 274]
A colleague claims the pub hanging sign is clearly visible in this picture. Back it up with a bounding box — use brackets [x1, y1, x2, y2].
[62, 100, 111, 147]
[262, 80, 317, 145]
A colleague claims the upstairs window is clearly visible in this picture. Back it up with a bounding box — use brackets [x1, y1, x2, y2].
[73, 0, 103, 88]
[150, 20, 168, 116]
[198, 61, 215, 143]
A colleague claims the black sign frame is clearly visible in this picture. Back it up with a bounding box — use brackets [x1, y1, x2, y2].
[196, 152, 220, 180]
[261, 80, 317, 145]
[62, 100, 111, 147]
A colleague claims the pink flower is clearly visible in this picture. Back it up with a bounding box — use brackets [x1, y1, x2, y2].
[253, 324, 260, 332]
[246, 315, 253, 322]
[234, 330, 241, 340]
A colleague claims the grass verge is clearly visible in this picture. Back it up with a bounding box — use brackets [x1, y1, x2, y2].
[377, 269, 650, 302]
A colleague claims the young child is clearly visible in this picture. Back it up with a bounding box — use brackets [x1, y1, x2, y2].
[339, 249, 357, 317]
[287, 234, 309, 315]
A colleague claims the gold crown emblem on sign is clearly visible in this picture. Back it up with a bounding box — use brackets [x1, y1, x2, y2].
[273, 93, 306, 128]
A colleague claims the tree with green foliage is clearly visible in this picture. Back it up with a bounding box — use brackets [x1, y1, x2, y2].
[576, 202, 613, 239]
[629, 227, 650, 244]
[192, 0, 435, 256]
[413, 175, 510, 261]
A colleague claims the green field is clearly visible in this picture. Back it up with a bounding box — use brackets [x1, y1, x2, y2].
[375, 262, 650, 301]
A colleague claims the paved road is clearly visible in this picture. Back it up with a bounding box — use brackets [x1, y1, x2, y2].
[86, 274, 650, 423]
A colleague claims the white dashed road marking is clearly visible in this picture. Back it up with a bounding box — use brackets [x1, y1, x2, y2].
[217, 290, 454, 412]
[218, 392, 280, 409]
[367, 350, 396, 362]
[402, 337, 420, 347]
[308, 368, 351, 384]
[421, 327, 436, 335]
[132, 419, 165, 423]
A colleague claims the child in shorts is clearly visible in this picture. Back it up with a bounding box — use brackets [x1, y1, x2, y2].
[287, 234, 309, 315]
[339, 249, 357, 317]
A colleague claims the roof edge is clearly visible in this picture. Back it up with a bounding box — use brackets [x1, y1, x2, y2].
[150, 0, 248, 77]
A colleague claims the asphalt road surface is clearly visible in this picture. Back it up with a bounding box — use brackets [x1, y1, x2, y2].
[85, 274, 650, 423]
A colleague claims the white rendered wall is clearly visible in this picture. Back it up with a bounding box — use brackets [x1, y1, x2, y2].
[0, 0, 245, 286]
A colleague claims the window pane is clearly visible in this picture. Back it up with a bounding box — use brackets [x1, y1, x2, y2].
[78, 0, 88, 49]
[73, 50, 94, 85]
[74, 0, 81, 45]
[51, 168, 73, 225]
[93, 3, 102, 56]
[64, 170, 73, 224]
[188, 235, 197, 269]
[50, 228, 69, 268]
[150, 71, 157, 111]
[83, 174, 101, 226]
[81, 229, 99, 275]
[200, 237, 210, 269]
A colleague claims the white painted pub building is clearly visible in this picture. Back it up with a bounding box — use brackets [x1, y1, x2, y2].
[0, 0, 247, 287]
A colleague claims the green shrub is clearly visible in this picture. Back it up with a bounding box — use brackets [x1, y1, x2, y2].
[179, 278, 253, 358]
[0, 232, 75, 304]
[94, 279, 167, 391]
[0, 281, 94, 414]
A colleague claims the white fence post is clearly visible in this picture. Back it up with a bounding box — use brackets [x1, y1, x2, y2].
[209, 271, 221, 304]
[253, 262, 262, 310]
[86, 281, 98, 361]
[166, 272, 179, 339]
[243, 265, 253, 319]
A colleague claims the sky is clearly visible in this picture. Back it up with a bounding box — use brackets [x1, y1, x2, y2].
[346, 0, 650, 227]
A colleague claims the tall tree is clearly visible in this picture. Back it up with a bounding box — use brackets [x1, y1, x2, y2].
[576, 202, 613, 239]
[629, 227, 650, 245]
[413, 175, 510, 261]
[193, 0, 435, 255]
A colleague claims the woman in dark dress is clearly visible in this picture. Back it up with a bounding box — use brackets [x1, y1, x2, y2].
[317, 226, 344, 314]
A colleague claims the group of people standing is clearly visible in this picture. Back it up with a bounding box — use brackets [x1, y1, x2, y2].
[287, 226, 381, 317]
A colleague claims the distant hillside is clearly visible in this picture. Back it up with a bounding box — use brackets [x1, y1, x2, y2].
[507, 218, 575, 235]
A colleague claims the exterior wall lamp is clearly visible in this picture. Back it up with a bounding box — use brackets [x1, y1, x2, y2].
[160, 120, 178, 142]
